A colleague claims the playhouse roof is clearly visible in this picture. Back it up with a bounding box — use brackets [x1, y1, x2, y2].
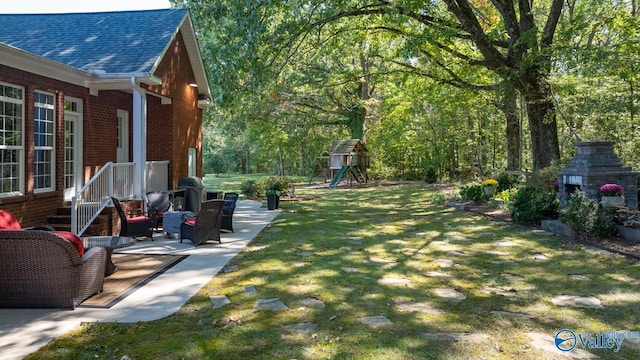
[329, 139, 367, 154]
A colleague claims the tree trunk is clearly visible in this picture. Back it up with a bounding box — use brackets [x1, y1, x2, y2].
[520, 78, 560, 170]
[503, 83, 521, 171]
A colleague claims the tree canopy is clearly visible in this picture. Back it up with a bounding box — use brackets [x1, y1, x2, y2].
[174, 0, 639, 179]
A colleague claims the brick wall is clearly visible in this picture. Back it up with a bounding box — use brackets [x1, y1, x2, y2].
[0, 28, 203, 227]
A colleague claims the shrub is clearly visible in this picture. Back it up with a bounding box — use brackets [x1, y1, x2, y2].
[240, 179, 260, 197]
[495, 188, 519, 203]
[424, 166, 438, 184]
[527, 164, 562, 192]
[496, 172, 521, 192]
[460, 184, 487, 203]
[560, 191, 616, 237]
[510, 186, 559, 225]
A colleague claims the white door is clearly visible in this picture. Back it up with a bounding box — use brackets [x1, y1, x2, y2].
[63, 98, 83, 200]
[116, 109, 129, 163]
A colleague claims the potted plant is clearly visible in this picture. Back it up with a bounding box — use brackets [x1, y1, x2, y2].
[481, 178, 499, 197]
[265, 189, 278, 210]
[599, 183, 625, 207]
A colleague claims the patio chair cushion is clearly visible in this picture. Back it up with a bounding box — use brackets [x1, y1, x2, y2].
[0, 210, 22, 230]
[52, 231, 85, 256]
[129, 216, 153, 224]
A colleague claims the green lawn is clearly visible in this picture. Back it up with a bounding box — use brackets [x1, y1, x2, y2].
[30, 181, 640, 359]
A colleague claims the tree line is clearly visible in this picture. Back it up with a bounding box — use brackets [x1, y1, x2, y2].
[172, 0, 639, 180]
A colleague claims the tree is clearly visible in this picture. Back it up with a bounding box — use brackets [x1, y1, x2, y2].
[178, 0, 565, 170]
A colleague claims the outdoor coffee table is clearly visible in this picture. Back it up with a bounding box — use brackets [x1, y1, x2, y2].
[82, 236, 136, 276]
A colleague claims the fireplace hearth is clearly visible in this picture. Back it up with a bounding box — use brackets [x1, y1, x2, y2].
[558, 141, 638, 209]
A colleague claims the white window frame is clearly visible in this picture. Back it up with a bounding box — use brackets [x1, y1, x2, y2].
[33, 90, 55, 193]
[0, 82, 25, 197]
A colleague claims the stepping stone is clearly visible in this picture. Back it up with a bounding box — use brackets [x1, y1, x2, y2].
[570, 274, 591, 281]
[532, 253, 550, 261]
[294, 262, 309, 267]
[222, 265, 239, 273]
[300, 297, 325, 309]
[500, 273, 523, 281]
[273, 219, 287, 223]
[395, 300, 443, 315]
[447, 251, 470, 257]
[341, 267, 360, 273]
[359, 315, 393, 328]
[551, 295, 603, 308]
[369, 257, 397, 265]
[481, 286, 517, 297]
[378, 277, 414, 287]
[433, 287, 466, 303]
[623, 332, 640, 350]
[435, 258, 454, 268]
[389, 239, 409, 245]
[430, 241, 449, 247]
[414, 232, 427, 236]
[478, 250, 509, 256]
[492, 260, 518, 265]
[243, 285, 257, 295]
[268, 227, 283, 233]
[583, 245, 617, 257]
[210, 295, 231, 309]
[284, 322, 317, 333]
[492, 240, 521, 247]
[490, 310, 534, 319]
[253, 298, 289, 311]
[421, 333, 489, 342]
[527, 332, 598, 359]
[425, 271, 454, 280]
[347, 236, 364, 241]
[297, 251, 315, 257]
[449, 235, 471, 242]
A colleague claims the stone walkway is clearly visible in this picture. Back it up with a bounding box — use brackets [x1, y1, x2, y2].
[207, 225, 617, 359]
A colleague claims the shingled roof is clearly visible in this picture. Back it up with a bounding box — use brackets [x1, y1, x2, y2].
[329, 139, 367, 154]
[0, 9, 188, 74]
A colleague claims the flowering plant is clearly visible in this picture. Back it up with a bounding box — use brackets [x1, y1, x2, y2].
[481, 179, 498, 187]
[599, 183, 624, 196]
[264, 176, 288, 195]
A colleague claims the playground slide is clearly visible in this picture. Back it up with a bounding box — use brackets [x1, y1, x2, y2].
[329, 165, 349, 189]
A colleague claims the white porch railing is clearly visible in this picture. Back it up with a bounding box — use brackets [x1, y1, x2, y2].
[71, 161, 169, 235]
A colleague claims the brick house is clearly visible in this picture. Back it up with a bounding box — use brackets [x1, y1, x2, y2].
[0, 9, 211, 231]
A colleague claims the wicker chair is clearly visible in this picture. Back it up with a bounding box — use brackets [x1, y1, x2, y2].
[180, 199, 225, 246]
[111, 197, 154, 238]
[146, 191, 172, 231]
[0, 230, 106, 309]
[221, 192, 238, 233]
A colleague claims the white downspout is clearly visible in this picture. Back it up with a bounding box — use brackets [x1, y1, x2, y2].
[131, 77, 147, 200]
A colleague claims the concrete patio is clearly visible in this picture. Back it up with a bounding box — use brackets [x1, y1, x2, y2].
[0, 200, 279, 360]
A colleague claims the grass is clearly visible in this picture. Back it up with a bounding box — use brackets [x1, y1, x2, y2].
[29, 179, 640, 359]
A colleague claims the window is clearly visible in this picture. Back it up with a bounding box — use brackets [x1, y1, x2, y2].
[0, 83, 24, 196]
[34, 91, 55, 192]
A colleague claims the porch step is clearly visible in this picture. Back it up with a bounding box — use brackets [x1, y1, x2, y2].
[46, 208, 112, 236]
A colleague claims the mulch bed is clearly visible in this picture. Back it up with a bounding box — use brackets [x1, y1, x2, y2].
[462, 201, 640, 262]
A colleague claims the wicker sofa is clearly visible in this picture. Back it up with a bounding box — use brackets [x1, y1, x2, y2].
[0, 230, 106, 309]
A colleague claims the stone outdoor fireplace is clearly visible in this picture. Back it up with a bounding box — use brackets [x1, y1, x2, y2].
[558, 141, 638, 209]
